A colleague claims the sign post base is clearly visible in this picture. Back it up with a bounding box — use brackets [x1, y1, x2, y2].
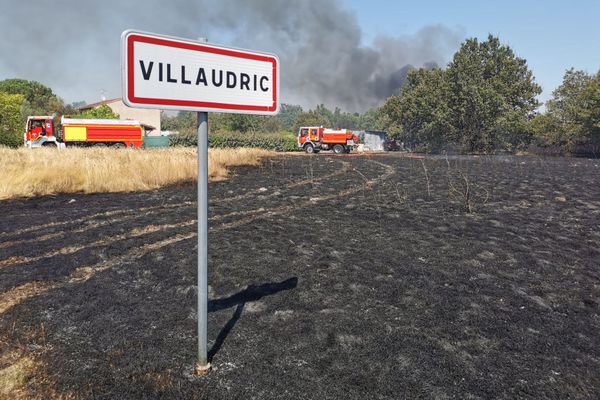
[194, 362, 211, 376]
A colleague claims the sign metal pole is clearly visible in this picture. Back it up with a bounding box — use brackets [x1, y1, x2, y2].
[196, 110, 210, 375]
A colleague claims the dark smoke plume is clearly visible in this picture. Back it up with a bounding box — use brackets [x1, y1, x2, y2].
[0, 0, 463, 111]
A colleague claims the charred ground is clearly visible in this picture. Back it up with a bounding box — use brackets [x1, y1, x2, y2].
[0, 153, 599, 399]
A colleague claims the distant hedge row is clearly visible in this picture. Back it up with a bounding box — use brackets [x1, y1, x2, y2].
[170, 133, 299, 152]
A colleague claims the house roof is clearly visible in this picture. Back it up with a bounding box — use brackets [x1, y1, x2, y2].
[141, 123, 156, 131]
[76, 98, 121, 111]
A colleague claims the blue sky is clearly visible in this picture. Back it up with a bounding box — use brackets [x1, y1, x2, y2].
[341, 0, 600, 103]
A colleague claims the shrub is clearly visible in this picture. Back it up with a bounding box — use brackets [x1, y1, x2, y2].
[169, 131, 299, 152]
[0, 93, 25, 148]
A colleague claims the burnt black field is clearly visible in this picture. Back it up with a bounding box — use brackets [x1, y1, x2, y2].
[1, 153, 599, 399]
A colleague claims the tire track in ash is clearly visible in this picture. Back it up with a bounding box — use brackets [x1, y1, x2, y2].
[214, 159, 351, 203]
[0, 203, 194, 251]
[0, 201, 195, 241]
[0, 194, 265, 258]
[200, 159, 354, 226]
[213, 158, 395, 231]
[1, 197, 313, 267]
[0, 220, 196, 269]
[0, 201, 280, 267]
[0, 158, 350, 249]
[0, 231, 195, 315]
[0, 158, 395, 312]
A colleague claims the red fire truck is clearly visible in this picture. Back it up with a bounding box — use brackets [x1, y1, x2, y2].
[25, 115, 145, 149]
[297, 126, 359, 154]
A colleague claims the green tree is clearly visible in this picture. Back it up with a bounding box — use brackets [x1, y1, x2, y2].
[177, 111, 198, 132]
[382, 68, 451, 149]
[292, 104, 348, 132]
[331, 107, 360, 129]
[313, 104, 334, 126]
[260, 115, 283, 133]
[358, 107, 390, 132]
[74, 104, 119, 119]
[276, 104, 302, 131]
[0, 93, 25, 148]
[0, 79, 65, 117]
[161, 111, 197, 135]
[529, 112, 565, 147]
[445, 35, 541, 152]
[578, 73, 600, 140]
[538, 69, 600, 151]
[230, 114, 263, 133]
[164, 111, 284, 136]
[210, 113, 265, 133]
[293, 109, 331, 133]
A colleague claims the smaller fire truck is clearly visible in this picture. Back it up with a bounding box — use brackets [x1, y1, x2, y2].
[297, 126, 359, 154]
[25, 115, 145, 149]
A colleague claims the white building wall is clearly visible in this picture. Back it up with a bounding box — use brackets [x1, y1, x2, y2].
[107, 100, 161, 136]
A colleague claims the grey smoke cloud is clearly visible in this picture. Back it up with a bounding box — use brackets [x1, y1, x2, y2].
[0, 0, 463, 111]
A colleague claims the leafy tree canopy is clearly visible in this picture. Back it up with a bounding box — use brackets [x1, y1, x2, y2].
[276, 104, 303, 131]
[357, 107, 389, 132]
[534, 69, 600, 152]
[381, 35, 541, 153]
[445, 35, 541, 152]
[74, 104, 119, 119]
[293, 108, 331, 133]
[0, 78, 65, 117]
[382, 68, 450, 148]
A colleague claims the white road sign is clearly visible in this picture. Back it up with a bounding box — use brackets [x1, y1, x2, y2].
[121, 30, 280, 114]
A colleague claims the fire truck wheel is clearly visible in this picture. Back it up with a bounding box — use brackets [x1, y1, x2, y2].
[304, 144, 315, 154]
[94, 143, 107, 147]
[113, 143, 126, 149]
[333, 144, 345, 154]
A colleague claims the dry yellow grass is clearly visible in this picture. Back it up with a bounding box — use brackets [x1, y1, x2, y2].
[0, 353, 35, 397]
[0, 147, 272, 200]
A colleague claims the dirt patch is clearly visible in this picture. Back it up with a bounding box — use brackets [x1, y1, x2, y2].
[0, 154, 599, 399]
[0, 353, 35, 397]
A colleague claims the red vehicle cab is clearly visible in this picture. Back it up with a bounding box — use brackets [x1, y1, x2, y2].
[25, 116, 54, 143]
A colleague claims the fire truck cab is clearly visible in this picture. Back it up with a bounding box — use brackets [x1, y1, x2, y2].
[297, 126, 359, 154]
[24, 115, 64, 148]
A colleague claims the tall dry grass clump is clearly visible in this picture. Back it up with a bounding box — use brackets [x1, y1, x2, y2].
[0, 147, 272, 200]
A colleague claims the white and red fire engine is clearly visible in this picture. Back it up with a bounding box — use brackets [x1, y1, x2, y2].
[297, 126, 359, 154]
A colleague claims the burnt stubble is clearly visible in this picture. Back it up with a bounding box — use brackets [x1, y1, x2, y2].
[1, 154, 598, 399]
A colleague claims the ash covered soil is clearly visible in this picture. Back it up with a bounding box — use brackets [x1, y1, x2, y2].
[1, 153, 599, 399]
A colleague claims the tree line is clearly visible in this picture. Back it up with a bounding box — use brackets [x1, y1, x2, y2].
[1, 34, 598, 154]
[161, 103, 386, 137]
[160, 35, 599, 156]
